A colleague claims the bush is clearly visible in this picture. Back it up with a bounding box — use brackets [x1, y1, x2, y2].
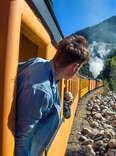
[109, 80, 116, 91]
[102, 80, 109, 96]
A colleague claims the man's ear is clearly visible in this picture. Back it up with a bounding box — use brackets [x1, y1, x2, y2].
[72, 63, 80, 72]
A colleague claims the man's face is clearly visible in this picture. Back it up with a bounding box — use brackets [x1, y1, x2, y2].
[63, 63, 81, 79]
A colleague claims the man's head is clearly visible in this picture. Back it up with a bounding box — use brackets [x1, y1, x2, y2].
[53, 35, 90, 80]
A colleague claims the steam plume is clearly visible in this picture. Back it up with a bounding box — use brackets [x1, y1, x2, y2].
[89, 41, 110, 78]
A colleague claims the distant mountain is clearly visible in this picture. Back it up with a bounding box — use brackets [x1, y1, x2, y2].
[75, 15, 116, 44]
[76, 16, 116, 90]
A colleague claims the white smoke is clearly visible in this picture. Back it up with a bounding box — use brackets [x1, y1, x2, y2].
[89, 41, 111, 78]
[89, 57, 104, 78]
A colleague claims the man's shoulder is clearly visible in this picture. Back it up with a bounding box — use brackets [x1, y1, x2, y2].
[18, 57, 50, 79]
[32, 83, 52, 96]
[17, 57, 51, 89]
[18, 57, 48, 72]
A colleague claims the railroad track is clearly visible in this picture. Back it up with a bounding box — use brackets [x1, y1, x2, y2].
[65, 87, 104, 156]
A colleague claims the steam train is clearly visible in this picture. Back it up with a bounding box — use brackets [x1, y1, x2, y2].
[0, 0, 103, 156]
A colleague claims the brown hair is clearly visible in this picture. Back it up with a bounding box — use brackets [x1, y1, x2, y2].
[53, 35, 89, 67]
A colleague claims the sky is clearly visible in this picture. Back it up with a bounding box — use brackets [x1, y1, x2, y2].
[52, 0, 116, 37]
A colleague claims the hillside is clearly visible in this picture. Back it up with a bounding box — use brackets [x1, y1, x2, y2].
[76, 15, 116, 90]
[75, 15, 116, 44]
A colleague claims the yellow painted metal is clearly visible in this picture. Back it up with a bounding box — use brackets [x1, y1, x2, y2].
[59, 79, 65, 118]
[71, 75, 79, 97]
[22, 1, 51, 46]
[0, 0, 57, 155]
[42, 152, 46, 156]
[0, 0, 23, 155]
[97, 81, 103, 87]
[65, 80, 69, 92]
[80, 87, 89, 98]
[21, 22, 44, 47]
[69, 80, 72, 92]
[19, 34, 38, 62]
[46, 44, 56, 60]
[21, 1, 57, 60]
[71, 80, 73, 93]
[20, 23, 56, 61]
[47, 94, 79, 156]
[79, 79, 89, 98]
[70, 80, 72, 92]
[21, 22, 47, 59]
[68, 80, 70, 92]
[0, 0, 104, 156]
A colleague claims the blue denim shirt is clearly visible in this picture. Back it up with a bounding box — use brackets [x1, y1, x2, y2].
[15, 58, 61, 156]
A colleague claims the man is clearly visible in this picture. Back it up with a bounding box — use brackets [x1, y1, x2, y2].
[15, 35, 89, 156]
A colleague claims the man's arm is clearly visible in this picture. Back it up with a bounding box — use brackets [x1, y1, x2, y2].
[15, 86, 53, 156]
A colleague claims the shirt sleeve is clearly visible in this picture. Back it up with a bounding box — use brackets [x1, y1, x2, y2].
[31, 87, 53, 119]
[16, 86, 53, 132]
[15, 87, 53, 156]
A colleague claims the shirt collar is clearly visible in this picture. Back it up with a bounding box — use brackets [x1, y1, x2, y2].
[48, 60, 59, 87]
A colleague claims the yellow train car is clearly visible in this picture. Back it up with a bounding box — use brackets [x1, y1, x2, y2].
[89, 79, 96, 91]
[0, 0, 63, 155]
[0, 1, 103, 156]
[96, 80, 104, 88]
[79, 76, 89, 98]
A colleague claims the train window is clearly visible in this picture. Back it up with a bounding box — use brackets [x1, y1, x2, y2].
[19, 23, 47, 62]
[19, 34, 38, 62]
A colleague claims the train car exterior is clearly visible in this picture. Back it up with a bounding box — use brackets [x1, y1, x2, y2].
[0, 1, 103, 156]
[96, 80, 104, 88]
[0, 0, 63, 155]
[79, 78, 89, 98]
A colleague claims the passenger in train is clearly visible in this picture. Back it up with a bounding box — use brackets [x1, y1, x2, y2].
[63, 91, 74, 119]
[15, 35, 89, 156]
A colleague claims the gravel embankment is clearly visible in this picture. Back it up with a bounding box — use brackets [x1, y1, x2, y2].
[65, 87, 116, 156]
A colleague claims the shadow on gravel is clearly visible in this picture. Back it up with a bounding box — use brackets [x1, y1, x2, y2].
[65, 150, 86, 156]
